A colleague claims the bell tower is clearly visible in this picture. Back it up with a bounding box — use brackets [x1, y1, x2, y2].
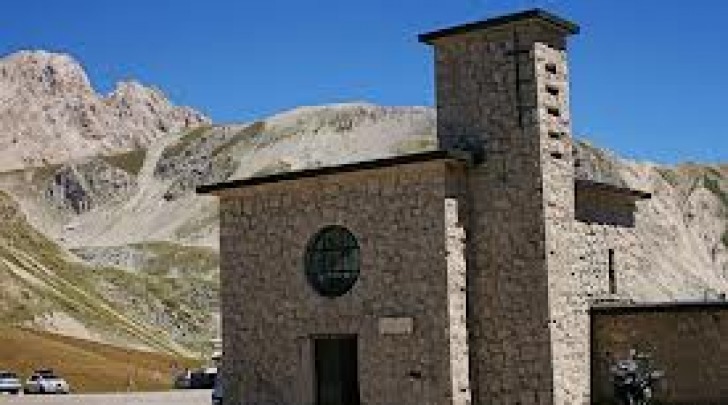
[421, 9, 584, 405]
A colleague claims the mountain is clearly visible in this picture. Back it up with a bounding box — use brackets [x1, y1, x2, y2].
[0, 51, 726, 355]
[0, 50, 209, 171]
[575, 145, 728, 300]
[0, 188, 207, 356]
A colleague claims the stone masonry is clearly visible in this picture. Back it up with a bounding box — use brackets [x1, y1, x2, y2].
[591, 304, 728, 405]
[215, 158, 471, 405]
[199, 9, 665, 405]
[422, 12, 582, 405]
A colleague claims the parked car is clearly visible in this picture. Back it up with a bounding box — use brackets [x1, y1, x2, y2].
[175, 367, 217, 389]
[174, 371, 191, 389]
[211, 375, 223, 405]
[24, 371, 70, 394]
[0, 371, 22, 395]
[191, 367, 217, 389]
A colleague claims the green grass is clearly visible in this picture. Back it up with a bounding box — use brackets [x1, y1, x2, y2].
[703, 175, 728, 209]
[161, 125, 212, 159]
[0, 263, 52, 323]
[211, 121, 265, 157]
[101, 149, 147, 176]
[700, 173, 728, 248]
[0, 191, 191, 355]
[86, 241, 219, 352]
[252, 160, 293, 177]
[127, 241, 219, 278]
[706, 166, 724, 179]
[686, 174, 703, 196]
[656, 167, 679, 187]
[173, 206, 218, 241]
[393, 136, 437, 155]
[0, 192, 218, 355]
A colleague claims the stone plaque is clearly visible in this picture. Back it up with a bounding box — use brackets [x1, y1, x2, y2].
[378, 317, 414, 335]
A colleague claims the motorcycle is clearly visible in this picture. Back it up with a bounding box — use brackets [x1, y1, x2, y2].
[610, 350, 664, 405]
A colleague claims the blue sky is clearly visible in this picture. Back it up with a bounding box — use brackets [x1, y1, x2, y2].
[2, 1, 726, 163]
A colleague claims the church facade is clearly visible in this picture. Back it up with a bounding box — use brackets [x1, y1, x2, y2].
[199, 9, 662, 405]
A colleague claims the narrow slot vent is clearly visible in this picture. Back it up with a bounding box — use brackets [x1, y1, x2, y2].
[546, 85, 560, 96]
[547, 107, 561, 117]
[545, 63, 558, 74]
[550, 152, 563, 160]
[548, 131, 562, 139]
[608, 249, 616, 294]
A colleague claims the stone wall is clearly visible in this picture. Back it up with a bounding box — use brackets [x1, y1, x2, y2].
[217, 159, 468, 405]
[444, 197, 471, 405]
[591, 304, 728, 405]
[564, 215, 644, 404]
[211, 10, 669, 405]
[574, 216, 645, 304]
[428, 18, 578, 405]
[535, 39, 582, 405]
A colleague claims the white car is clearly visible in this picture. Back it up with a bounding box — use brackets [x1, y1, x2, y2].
[24, 372, 70, 394]
[0, 371, 22, 395]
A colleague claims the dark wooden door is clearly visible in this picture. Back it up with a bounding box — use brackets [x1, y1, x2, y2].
[314, 336, 360, 405]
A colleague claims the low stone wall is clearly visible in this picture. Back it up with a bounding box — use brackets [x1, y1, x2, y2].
[591, 303, 728, 405]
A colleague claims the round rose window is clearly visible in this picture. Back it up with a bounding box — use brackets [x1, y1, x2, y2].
[304, 226, 360, 297]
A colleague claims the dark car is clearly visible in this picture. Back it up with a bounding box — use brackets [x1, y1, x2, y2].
[174, 371, 191, 389]
[175, 368, 217, 389]
[189, 369, 216, 389]
[212, 375, 223, 405]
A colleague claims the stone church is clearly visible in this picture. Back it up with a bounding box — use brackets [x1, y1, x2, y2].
[199, 9, 728, 405]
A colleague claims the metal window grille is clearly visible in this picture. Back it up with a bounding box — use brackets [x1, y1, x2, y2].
[305, 226, 360, 297]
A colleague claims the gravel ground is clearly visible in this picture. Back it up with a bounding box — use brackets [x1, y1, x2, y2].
[0, 390, 211, 405]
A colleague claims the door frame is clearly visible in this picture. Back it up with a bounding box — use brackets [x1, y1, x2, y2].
[311, 334, 360, 405]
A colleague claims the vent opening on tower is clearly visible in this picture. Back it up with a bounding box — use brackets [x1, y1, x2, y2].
[545, 63, 558, 74]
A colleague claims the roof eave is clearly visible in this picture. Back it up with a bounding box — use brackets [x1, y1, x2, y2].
[575, 179, 652, 200]
[196, 150, 472, 195]
[419, 8, 580, 45]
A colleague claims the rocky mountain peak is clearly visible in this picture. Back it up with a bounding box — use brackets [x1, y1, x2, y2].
[108, 80, 161, 103]
[0, 50, 210, 172]
[0, 50, 93, 95]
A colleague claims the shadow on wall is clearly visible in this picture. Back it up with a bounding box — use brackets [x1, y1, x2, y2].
[591, 303, 728, 405]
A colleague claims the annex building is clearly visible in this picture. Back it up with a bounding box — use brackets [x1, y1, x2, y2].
[199, 9, 728, 405]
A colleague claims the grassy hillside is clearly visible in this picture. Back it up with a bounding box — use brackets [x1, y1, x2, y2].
[0, 328, 198, 393]
[0, 103, 725, 363]
[71, 241, 220, 353]
[0, 190, 193, 355]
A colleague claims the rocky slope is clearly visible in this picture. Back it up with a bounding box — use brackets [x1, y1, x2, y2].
[0, 51, 725, 355]
[576, 144, 728, 301]
[0, 50, 209, 171]
[0, 189, 204, 356]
